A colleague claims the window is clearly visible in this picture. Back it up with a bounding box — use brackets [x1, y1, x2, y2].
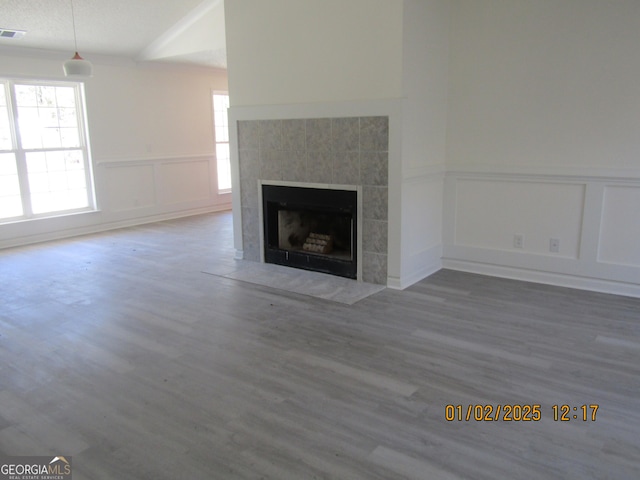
[212, 92, 231, 193]
[0, 79, 95, 223]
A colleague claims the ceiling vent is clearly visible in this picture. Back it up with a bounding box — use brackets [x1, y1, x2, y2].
[0, 29, 27, 39]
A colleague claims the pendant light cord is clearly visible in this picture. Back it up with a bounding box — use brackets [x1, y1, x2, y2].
[70, 0, 79, 52]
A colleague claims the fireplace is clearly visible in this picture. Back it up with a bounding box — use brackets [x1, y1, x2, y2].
[262, 183, 358, 279]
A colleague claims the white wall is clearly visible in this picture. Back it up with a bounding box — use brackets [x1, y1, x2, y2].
[0, 50, 230, 248]
[447, 0, 640, 170]
[225, 0, 404, 106]
[393, 0, 450, 288]
[88, 62, 223, 159]
[401, 0, 449, 172]
[443, 0, 640, 297]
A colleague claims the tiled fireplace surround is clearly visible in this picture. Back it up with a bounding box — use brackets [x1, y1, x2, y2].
[237, 116, 389, 284]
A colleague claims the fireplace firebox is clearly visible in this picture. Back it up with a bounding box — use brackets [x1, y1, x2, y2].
[262, 184, 357, 279]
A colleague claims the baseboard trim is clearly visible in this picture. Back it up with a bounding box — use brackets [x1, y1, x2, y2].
[388, 263, 442, 290]
[442, 259, 640, 299]
[388, 245, 443, 290]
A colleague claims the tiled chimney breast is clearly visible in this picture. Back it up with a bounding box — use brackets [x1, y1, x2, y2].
[237, 116, 389, 284]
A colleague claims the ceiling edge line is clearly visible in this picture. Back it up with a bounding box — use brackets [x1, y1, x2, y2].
[136, 0, 223, 62]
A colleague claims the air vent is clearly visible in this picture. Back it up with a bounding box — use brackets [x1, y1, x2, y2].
[0, 29, 27, 39]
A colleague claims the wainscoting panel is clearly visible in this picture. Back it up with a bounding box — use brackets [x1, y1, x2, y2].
[156, 159, 212, 206]
[444, 169, 640, 298]
[454, 179, 585, 258]
[598, 185, 640, 267]
[104, 163, 156, 212]
[99, 155, 219, 216]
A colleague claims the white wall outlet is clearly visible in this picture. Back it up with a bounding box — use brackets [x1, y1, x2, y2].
[550, 238, 560, 253]
[514, 234, 524, 249]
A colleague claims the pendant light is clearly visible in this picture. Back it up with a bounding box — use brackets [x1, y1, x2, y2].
[63, 0, 93, 77]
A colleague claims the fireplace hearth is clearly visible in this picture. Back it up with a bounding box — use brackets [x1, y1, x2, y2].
[262, 184, 357, 279]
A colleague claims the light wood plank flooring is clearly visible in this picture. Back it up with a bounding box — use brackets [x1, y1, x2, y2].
[1, 211, 639, 479]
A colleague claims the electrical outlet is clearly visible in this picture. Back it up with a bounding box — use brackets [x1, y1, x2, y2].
[514, 234, 524, 249]
[550, 238, 560, 253]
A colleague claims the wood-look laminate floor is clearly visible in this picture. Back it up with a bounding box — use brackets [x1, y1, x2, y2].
[1, 211, 639, 479]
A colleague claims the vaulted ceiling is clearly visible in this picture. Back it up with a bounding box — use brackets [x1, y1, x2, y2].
[0, 0, 227, 68]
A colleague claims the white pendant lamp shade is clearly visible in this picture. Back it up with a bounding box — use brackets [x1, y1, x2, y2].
[64, 0, 93, 78]
[64, 52, 93, 77]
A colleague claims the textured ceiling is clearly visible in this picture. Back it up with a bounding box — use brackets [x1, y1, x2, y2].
[0, 0, 227, 67]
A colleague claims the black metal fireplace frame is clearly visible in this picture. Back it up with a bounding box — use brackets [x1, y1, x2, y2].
[262, 184, 357, 279]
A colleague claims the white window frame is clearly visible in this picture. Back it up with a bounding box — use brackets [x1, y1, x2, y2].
[212, 91, 231, 194]
[0, 78, 96, 224]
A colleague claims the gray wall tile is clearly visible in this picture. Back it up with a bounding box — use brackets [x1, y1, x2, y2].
[282, 150, 307, 182]
[361, 151, 388, 186]
[306, 118, 332, 152]
[238, 121, 260, 149]
[241, 207, 260, 261]
[333, 151, 360, 185]
[362, 219, 388, 254]
[306, 151, 333, 183]
[239, 149, 260, 208]
[239, 149, 260, 180]
[260, 149, 283, 181]
[332, 117, 359, 151]
[360, 116, 389, 151]
[363, 252, 388, 285]
[282, 119, 306, 151]
[363, 186, 388, 221]
[240, 177, 258, 211]
[259, 120, 282, 150]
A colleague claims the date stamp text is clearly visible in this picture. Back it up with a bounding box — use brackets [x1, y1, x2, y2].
[444, 404, 599, 422]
